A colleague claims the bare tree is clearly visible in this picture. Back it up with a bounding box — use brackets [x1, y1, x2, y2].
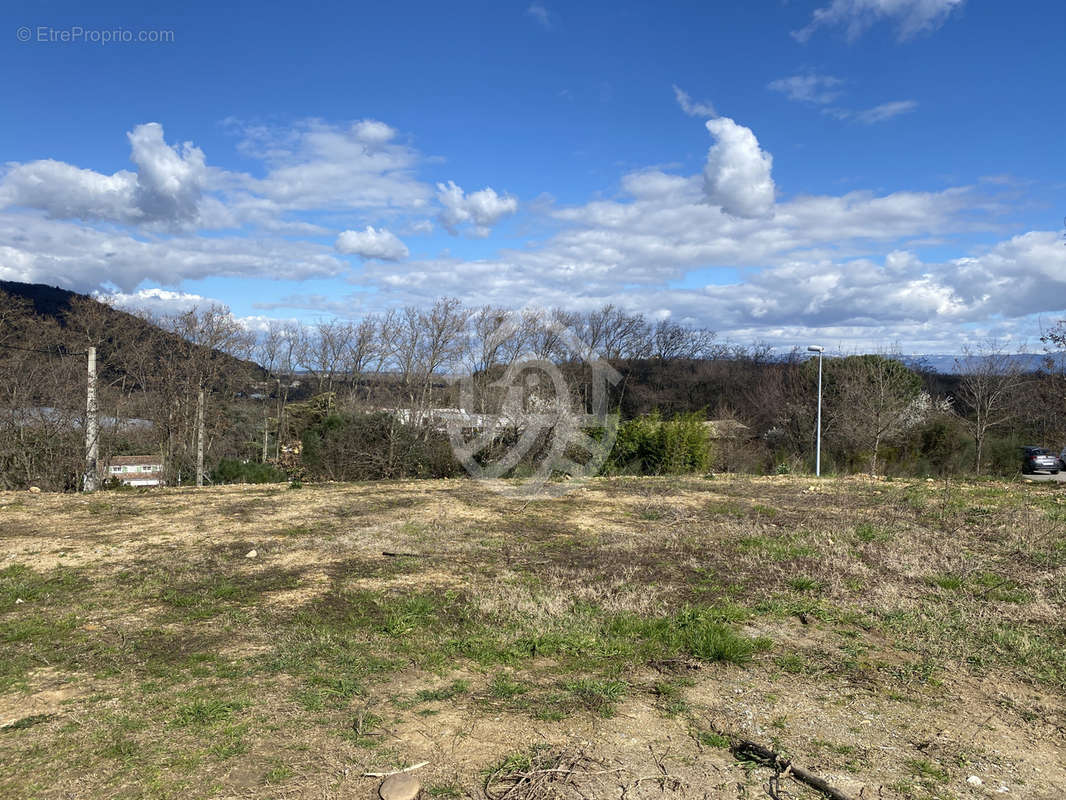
[156, 305, 255, 484]
[650, 319, 720, 360]
[827, 354, 923, 475]
[954, 343, 1024, 474]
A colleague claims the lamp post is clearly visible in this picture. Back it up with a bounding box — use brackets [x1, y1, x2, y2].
[807, 345, 824, 477]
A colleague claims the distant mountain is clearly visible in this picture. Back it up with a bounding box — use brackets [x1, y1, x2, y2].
[904, 353, 1066, 375]
[0, 280, 84, 319]
[0, 280, 265, 384]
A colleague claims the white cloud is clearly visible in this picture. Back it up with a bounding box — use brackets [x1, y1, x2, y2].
[356, 227, 1066, 352]
[235, 119, 431, 213]
[0, 160, 137, 223]
[526, 3, 551, 29]
[351, 119, 396, 147]
[127, 123, 207, 223]
[1, 111, 1056, 354]
[0, 122, 207, 228]
[853, 100, 919, 123]
[335, 226, 409, 261]
[702, 118, 776, 219]
[793, 0, 965, 43]
[768, 74, 844, 104]
[97, 287, 210, 317]
[436, 180, 518, 236]
[672, 85, 717, 118]
[0, 212, 345, 293]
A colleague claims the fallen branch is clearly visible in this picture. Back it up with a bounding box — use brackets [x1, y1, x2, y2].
[381, 551, 426, 558]
[361, 760, 429, 778]
[731, 739, 855, 800]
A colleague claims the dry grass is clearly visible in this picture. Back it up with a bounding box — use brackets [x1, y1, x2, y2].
[0, 474, 1063, 799]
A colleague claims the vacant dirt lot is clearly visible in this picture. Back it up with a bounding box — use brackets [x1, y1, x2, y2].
[1, 474, 1064, 799]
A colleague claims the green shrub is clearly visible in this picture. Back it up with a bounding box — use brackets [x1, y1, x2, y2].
[606, 411, 711, 475]
[211, 458, 287, 484]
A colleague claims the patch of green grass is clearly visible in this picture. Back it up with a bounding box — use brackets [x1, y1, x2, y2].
[706, 500, 746, 517]
[563, 678, 627, 717]
[907, 757, 949, 785]
[927, 573, 965, 591]
[970, 572, 1029, 603]
[488, 673, 529, 699]
[787, 576, 823, 593]
[415, 679, 470, 703]
[854, 522, 892, 543]
[99, 734, 139, 760]
[265, 764, 295, 783]
[426, 782, 463, 798]
[651, 680, 689, 715]
[926, 572, 1029, 603]
[775, 652, 814, 674]
[697, 730, 731, 749]
[1, 713, 54, 731]
[0, 564, 89, 612]
[209, 724, 249, 759]
[172, 698, 247, 727]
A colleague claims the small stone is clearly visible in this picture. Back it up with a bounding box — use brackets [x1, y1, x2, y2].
[28, 486, 41, 494]
[245, 549, 257, 559]
[379, 773, 420, 800]
[967, 776, 983, 787]
[14, 598, 24, 604]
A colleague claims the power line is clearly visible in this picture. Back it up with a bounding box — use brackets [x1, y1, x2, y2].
[0, 341, 88, 357]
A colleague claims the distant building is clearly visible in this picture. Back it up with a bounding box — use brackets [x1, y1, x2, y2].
[107, 455, 164, 486]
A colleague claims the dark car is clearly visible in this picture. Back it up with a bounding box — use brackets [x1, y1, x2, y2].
[1021, 446, 1059, 474]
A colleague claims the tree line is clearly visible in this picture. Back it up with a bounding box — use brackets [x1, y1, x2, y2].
[2, 285, 1065, 490]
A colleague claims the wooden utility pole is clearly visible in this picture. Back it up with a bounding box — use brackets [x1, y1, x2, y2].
[196, 386, 205, 487]
[83, 346, 99, 492]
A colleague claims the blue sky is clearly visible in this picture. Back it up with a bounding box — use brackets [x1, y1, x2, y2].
[1, 0, 1063, 352]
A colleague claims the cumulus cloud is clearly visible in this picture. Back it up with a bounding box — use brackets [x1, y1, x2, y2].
[436, 180, 518, 236]
[358, 226, 1066, 352]
[233, 119, 431, 212]
[702, 118, 776, 219]
[351, 119, 396, 147]
[672, 85, 717, 118]
[0, 161, 137, 223]
[97, 287, 211, 317]
[768, 74, 844, 104]
[0, 213, 344, 293]
[0, 122, 207, 227]
[793, 0, 965, 43]
[335, 226, 409, 261]
[0, 111, 1054, 353]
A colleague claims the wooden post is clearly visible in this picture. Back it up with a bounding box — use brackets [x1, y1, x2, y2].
[196, 386, 205, 487]
[262, 413, 269, 462]
[83, 346, 98, 492]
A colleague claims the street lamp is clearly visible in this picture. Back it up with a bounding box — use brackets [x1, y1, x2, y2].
[807, 346, 824, 477]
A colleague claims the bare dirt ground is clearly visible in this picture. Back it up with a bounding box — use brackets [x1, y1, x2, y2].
[0, 474, 1063, 799]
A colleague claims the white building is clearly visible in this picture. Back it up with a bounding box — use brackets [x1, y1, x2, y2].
[107, 455, 164, 486]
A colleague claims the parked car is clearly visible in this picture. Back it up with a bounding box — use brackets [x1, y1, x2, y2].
[1021, 446, 1059, 474]
[1060, 447, 1066, 471]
